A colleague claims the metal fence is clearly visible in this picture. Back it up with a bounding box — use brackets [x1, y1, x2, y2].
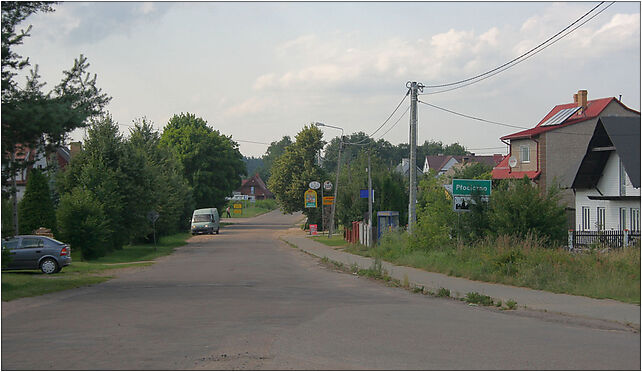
[569, 230, 641, 250]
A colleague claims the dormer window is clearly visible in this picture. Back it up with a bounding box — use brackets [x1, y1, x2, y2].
[520, 145, 530, 163]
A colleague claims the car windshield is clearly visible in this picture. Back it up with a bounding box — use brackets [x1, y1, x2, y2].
[193, 214, 212, 222]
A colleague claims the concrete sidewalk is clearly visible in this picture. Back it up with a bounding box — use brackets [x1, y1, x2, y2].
[281, 231, 640, 327]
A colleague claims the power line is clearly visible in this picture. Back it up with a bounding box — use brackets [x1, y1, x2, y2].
[344, 89, 410, 145]
[377, 105, 410, 140]
[235, 139, 271, 145]
[418, 100, 529, 129]
[421, 2, 614, 95]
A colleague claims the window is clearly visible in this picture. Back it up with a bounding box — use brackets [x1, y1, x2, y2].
[520, 145, 530, 163]
[20, 238, 43, 248]
[596, 207, 606, 231]
[250, 186, 255, 195]
[2, 239, 19, 250]
[620, 159, 627, 196]
[631, 208, 640, 232]
[620, 208, 628, 230]
[582, 207, 590, 231]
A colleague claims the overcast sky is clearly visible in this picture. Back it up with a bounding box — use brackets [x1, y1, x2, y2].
[15, 1, 641, 157]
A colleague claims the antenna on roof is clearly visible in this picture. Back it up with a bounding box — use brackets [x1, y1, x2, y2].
[619, 94, 622, 102]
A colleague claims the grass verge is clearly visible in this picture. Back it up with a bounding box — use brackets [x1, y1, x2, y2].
[2, 232, 189, 301]
[345, 232, 641, 304]
[311, 234, 348, 247]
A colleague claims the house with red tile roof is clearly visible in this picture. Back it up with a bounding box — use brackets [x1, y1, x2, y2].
[235, 173, 274, 200]
[491, 90, 640, 227]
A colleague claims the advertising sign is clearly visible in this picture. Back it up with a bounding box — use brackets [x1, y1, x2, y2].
[359, 189, 375, 200]
[324, 181, 333, 191]
[233, 203, 243, 209]
[309, 181, 321, 190]
[310, 224, 318, 235]
[304, 189, 317, 208]
[323, 196, 335, 205]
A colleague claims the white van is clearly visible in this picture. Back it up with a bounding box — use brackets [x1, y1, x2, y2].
[191, 208, 220, 235]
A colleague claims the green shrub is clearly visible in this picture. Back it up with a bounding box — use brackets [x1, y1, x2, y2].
[2, 196, 15, 237]
[465, 292, 494, 306]
[488, 178, 566, 245]
[56, 188, 110, 260]
[436, 287, 450, 297]
[18, 169, 56, 235]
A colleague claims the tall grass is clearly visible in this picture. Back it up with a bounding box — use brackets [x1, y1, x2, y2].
[349, 231, 640, 304]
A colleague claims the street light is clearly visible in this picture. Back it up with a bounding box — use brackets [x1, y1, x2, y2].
[314, 122, 344, 238]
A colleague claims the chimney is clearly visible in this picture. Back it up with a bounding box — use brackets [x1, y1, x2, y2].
[70, 141, 82, 158]
[573, 93, 578, 105]
[577, 90, 588, 108]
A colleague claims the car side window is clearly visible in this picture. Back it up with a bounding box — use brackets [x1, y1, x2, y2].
[2, 239, 19, 250]
[20, 238, 43, 248]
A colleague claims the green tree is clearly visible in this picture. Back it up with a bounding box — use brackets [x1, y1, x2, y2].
[160, 113, 245, 210]
[452, 162, 493, 180]
[268, 125, 326, 225]
[258, 136, 292, 182]
[18, 168, 56, 234]
[128, 118, 193, 237]
[2, 2, 110, 231]
[56, 187, 109, 260]
[488, 177, 567, 244]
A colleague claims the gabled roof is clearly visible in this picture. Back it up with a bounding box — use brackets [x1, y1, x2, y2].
[238, 173, 273, 197]
[424, 155, 455, 172]
[501, 98, 639, 141]
[426, 154, 504, 173]
[491, 155, 541, 180]
[572, 116, 641, 189]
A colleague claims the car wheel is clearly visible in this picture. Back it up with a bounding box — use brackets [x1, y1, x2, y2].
[216, 228, 220, 234]
[40, 258, 58, 274]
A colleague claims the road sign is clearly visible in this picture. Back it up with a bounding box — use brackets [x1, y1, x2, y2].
[233, 203, 243, 209]
[305, 189, 317, 208]
[359, 189, 374, 200]
[233, 209, 242, 214]
[323, 196, 335, 205]
[146, 211, 159, 223]
[309, 181, 321, 190]
[452, 179, 491, 196]
[324, 181, 333, 191]
[452, 179, 490, 212]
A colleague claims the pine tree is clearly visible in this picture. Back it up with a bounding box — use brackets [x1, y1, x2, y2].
[18, 168, 56, 234]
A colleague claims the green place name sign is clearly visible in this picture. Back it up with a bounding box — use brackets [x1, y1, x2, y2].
[452, 179, 491, 196]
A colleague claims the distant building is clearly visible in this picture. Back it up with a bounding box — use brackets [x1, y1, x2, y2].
[423, 154, 504, 176]
[394, 158, 423, 178]
[235, 173, 274, 200]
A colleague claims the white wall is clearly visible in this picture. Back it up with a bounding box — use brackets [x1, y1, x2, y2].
[575, 152, 641, 231]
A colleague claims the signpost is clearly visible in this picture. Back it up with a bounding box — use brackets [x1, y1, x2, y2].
[452, 179, 491, 212]
[146, 211, 160, 251]
[233, 203, 243, 215]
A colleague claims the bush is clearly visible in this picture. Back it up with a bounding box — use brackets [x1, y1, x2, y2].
[56, 187, 110, 260]
[18, 169, 56, 235]
[2, 196, 15, 237]
[488, 178, 567, 245]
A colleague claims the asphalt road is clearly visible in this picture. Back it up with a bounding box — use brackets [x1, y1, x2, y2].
[2, 210, 640, 370]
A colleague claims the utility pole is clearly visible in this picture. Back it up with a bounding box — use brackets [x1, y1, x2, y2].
[367, 150, 373, 247]
[329, 136, 343, 238]
[11, 152, 18, 235]
[407, 81, 423, 234]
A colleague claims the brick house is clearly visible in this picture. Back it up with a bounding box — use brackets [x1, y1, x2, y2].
[492, 90, 640, 227]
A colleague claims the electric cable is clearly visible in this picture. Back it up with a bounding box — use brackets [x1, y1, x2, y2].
[418, 100, 529, 129]
[421, 2, 614, 95]
[343, 89, 410, 145]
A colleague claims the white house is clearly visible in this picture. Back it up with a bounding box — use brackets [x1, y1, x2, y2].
[572, 117, 640, 232]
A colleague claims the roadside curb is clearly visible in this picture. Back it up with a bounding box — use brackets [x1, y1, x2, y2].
[280, 232, 641, 328]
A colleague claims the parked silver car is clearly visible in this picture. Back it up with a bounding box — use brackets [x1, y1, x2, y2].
[1, 235, 72, 274]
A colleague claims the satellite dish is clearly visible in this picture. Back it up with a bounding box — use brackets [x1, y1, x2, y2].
[508, 156, 517, 168]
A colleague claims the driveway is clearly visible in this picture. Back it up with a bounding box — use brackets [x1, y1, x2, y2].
[2, 210, 639, 370]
